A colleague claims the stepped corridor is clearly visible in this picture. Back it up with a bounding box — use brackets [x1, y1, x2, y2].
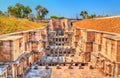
[0, 18, 120, 78]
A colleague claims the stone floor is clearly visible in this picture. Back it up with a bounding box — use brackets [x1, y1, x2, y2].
[26, 53, 112, 78]
[26, 66, 52, 78]
[26, 65, 111, 78]
[51, 66, 111, 78]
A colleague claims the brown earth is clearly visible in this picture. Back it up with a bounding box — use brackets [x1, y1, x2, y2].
[73, 17, 120, 34]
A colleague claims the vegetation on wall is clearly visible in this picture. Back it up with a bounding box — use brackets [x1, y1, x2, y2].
[0, 16, 46, 34]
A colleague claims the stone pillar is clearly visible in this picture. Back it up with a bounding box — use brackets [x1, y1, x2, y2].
[10, 40, 13, 61]
[12, 64, 17, 78]
[113, 63, 119, 78]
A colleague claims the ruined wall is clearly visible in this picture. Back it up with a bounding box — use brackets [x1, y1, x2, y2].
[87, 32, 95, 42]
[12, 38, 24, 61]
[117, 41, 120, 62]
[0, 41, 11, 62]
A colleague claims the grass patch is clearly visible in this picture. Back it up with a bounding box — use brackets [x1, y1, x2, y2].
[0, 16, 47, 34]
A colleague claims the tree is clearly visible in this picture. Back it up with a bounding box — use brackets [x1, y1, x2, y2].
[15, 3, 24, 18]
[35, 5, 48, 19]
[88, 14, 96, 19]
[4, 12, 9, 16]
[8, 3, 32, 18]
[35, 5, 43, 19]
[28, 14, 35, 21]
[41, 7, 48, 19]
[23, 6, 32, 18]
[0, 10, 6, 16]
[80, 11, 88, 19]
[0, 10, 3, 15]
[8, 6, 16, 16]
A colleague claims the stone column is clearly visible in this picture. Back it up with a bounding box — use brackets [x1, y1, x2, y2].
[12, 64, 17, 78]
[113, 63, 119, 78]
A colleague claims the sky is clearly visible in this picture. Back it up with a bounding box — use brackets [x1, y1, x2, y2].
[0, 0, 120, 18]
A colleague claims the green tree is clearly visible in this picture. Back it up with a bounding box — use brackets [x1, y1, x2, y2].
[23, 6, 32, 18]
[41, 7, 48, 19]
[35, 5, 43, 19]
[28, 14, 35, 21]
[88, 14, 96, 19]
[35, 5, 48, 19]
[0, 10, 3, 15]
[8, 6, 16, 16]
[4, 12, 9, 16]
[8, 3, 32, 18]
[80, 11, 88, 19]
[16, 3, 24, 17]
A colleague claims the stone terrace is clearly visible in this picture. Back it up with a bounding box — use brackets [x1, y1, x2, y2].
[1, 17, 120, 78]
